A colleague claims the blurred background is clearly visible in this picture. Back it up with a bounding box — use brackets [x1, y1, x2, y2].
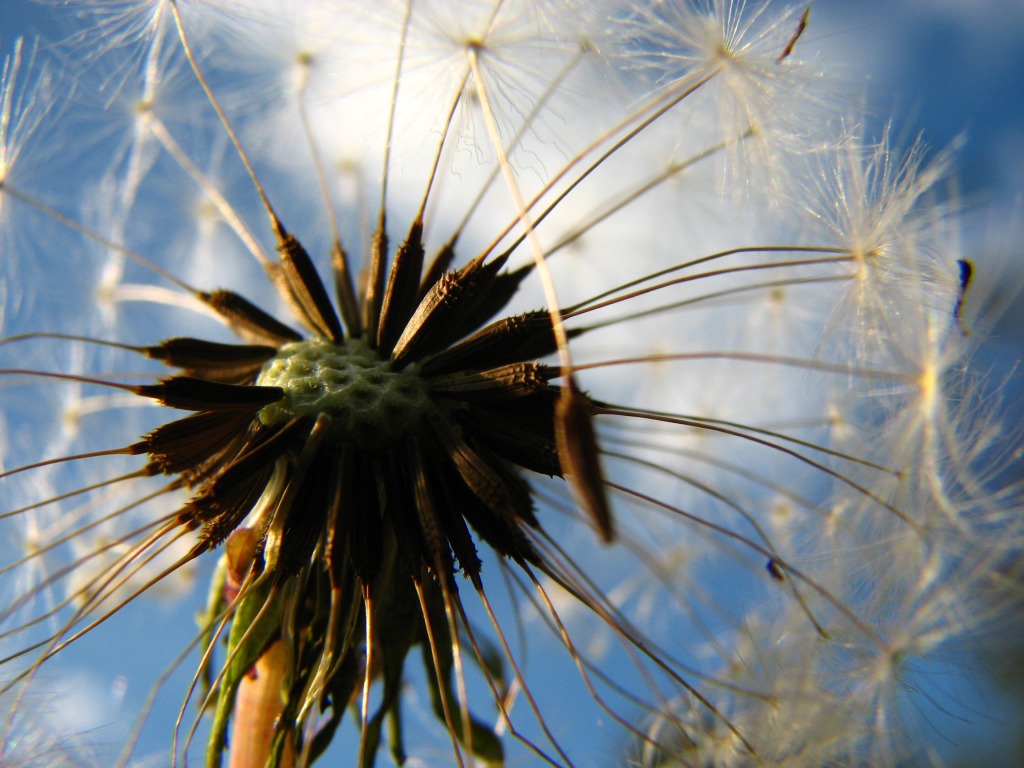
[812, 4, 1024, 765]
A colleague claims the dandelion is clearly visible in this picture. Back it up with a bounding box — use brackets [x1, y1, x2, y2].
[0, 2, 1018, 767]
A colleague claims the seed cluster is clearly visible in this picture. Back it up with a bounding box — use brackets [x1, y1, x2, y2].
[92, 202, 613, 766]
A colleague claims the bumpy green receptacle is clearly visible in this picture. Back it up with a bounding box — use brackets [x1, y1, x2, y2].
[257, 337, 433, 449]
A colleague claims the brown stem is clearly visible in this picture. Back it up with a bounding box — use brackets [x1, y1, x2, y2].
[229, 639, 295, 768]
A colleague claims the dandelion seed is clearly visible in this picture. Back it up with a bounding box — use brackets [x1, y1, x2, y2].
[0, 2, 1019, 767]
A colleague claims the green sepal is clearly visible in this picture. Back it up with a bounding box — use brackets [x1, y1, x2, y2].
[196, 553, 230, 704]
[206, 577, 283, 768]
